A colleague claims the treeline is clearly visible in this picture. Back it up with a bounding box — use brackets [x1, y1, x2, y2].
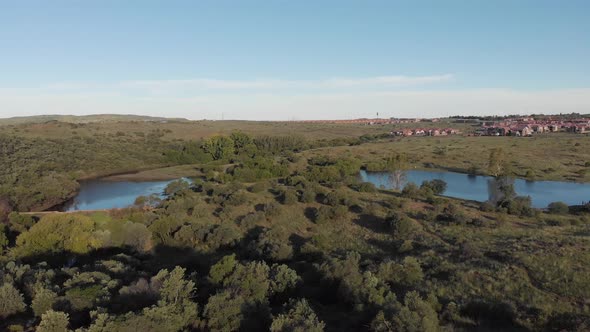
[163, 132, 376, 166]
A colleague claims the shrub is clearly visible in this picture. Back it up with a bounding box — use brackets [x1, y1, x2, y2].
[240, 212, 265, 229]
[401, 183, 420, 199]
[371, 291, 439, 332]
[249, 229, 293, 261]
[225, 190, 248, 206]
[502, 196, 534, 217]
[164, 179, 191, 197]
[300, 189, 316, 203]
[437, 203, 469, 225]
[314, 206, 348, 224]
[323, 191, 342, 206]
[32, 287, 58, 317]
[248, 182, 268, 193]
[548, 201, 569, 214]
[420, 179, 447, 195]
[37, 311, 70, 332]
[281, 190, 298, 205]
[357, 182, 377, 193]
[545, 218, 570, 227]
[270, 299, 325, 332]
[480, 202, 495, 212]
[16, 214, 103, 256]
[387, 212, 420, 239]
[0, 283, 26, 318]
[263, 202, 283, 219]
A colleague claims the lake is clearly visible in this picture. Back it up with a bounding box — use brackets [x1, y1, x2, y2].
[62, 179, 177, 211]
[359, 169, 590, 208]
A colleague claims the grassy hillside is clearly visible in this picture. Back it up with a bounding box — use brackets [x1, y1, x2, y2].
[0, 114, 189, 125]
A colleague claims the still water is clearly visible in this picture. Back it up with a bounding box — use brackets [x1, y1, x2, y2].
[359, 169, 590, 208]
[63, 179, 175, 211]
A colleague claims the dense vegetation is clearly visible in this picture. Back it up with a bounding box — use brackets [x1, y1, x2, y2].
[0, 121, 360, 212]
[1, 118, 589, 331]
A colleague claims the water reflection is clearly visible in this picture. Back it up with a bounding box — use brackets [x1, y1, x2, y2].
[359, 169, 590, 208]
[63, 179, 175, 211]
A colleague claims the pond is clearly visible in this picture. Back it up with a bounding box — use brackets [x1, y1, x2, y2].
[62, 179, 180, 211]
[359, 169, 590, 208]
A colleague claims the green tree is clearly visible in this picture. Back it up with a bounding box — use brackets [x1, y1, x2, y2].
[548, 201, 569, 214]
[164, 179, 191, 197]
[204, 290, 246, 332]
[270, 299, 325, 332]
[270, 264, 301, 294]
[154, 266, 196, 306]
[209, 254, 238, 285]
[203, 136, 235, 160]
[487, 148, 511, 177]
[32, 287, 58, 317]
[230, 132, 254, 154]
[0, 224, 8, 254]
[37, 310, 70, 332]
[281, 190, 298, 205]
[385, 154, 408, 190]
[371, 291, 439, 332]
[15, 214, 102, 256]
[387, 212, 420, 240]
[420, 179, 447, 195]
[249, 229, 293, 262]
[0, 282, 26, 318]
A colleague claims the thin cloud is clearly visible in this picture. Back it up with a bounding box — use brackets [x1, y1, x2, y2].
[1, 87, 589, 121]
[108, 74, 454, 92]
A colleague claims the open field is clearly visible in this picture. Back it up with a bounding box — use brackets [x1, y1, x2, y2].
[0, 117, 474, 141]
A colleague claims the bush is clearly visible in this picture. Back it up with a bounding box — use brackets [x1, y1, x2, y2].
[240, 212, 265, 229]
[480, 202, 495, 212]
[248, 182, 268, 193]
[270, 299, 325, 332]
[502, 196, 534, 217]
[37, 310, 70, 332]
[401, 183, 420, 199]
[300, 189, 316, 203]
[437, 203, 469, 225]
[420, 179, 447, 195]
[281, 190, 298, 205]
[548, 201, 569, 214]
[357, 182, 377, 193]
[0, 283, 26, 318]
[32, 287, 58, 317]
[249, 229, 293, 261]
[313, 206, 347, 224]
[263, 202, 283, 219]
[387, 212, 420, 239]
[545, 218, 571, 227]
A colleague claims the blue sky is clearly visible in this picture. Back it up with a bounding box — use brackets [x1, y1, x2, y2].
[1, 0, 589, 120]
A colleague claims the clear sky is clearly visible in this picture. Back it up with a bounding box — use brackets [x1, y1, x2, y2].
[1, 0, 589, 120]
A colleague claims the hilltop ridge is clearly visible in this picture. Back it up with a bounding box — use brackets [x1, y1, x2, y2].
[0, 114, 189, 125]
